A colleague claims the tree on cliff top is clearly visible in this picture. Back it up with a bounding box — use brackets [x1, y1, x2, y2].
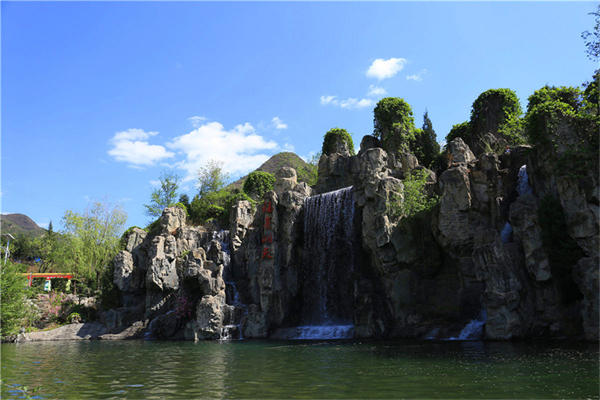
[197, 160, 229, 198]
[373, 97, 416, 153]
[144, 170, 180, 218]
[412, 111, 440, 168]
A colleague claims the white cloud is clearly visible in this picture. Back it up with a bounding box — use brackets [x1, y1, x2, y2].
[320, 95, 337, 105]
[320, 95, 373, 110]
[108, 128, 174, 167]
[366, 57, 407, 80]
[367, 85, 387, 97]
[406, 69, 427, 82]
[168, 121, 278, 180]
[272, 116, 288, 130]
[188, 116, 207, 128]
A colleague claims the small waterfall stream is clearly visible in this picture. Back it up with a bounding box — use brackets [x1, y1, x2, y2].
[291, 186, 356, 339]
[212, 230, 247, 341]
[449, 165, 533, 340]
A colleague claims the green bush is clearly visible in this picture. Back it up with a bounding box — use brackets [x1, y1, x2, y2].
[0, 261, 29, 338]
[189, 189, 255, 227]
[243, 171, 276, 199]
[373, 97, 416, 153]
[525, 101, 576, 146]
[322, 128, 356, 156]
[470, 88, 522, 135]
[445, 121, 471, 144]
[389, 169, 438, 219]
[526, 85, 582, 114]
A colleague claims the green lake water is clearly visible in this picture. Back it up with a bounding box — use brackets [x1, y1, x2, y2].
[1, 340, 598, 399]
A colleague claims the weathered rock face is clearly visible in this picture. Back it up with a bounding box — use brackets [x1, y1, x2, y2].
[109, 117, 598, 342]
[109, 207, 238, 341]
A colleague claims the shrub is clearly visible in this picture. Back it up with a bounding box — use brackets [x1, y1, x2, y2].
[470, 88, 522, 135]
[0, 261, 29, 338]
[373, 97, 416, 153]
[389, 169, 438, 219]
[525, 101, 576, 146]
[526, 85, 582, 114]
[445, 121, 471, 144]
[243, 171, 276, 199]
[322, 128, 356, 156]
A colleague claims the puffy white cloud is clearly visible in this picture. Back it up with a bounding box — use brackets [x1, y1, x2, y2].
[366, 57, 407, 80]
[272, 116, 288, 130]
[108, 128, 174, 167]
[368, 85, 387, 97]
[320, 95, 373, 110]
[167, 121, 278, 180]
[188, 116, 207, 128]
[406, 69, 427, 82]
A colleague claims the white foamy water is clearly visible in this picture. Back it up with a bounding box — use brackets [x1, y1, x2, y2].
[291, 325, 354, 340]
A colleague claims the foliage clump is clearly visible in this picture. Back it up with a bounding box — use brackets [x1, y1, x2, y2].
[445, 88, 525, 148]
[373, 97, 416, 153]
[389, 169, 438, 219]
[0, 261, 29, 337]
[144, 171, 180, 218]
[243, 171, 276, 200]
[322, 128, 355, 156]
[525, 78, 599, 178]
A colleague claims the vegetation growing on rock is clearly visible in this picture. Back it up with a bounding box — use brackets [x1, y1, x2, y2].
[243, 171, 276, 200]
[373, 97, 416, 153]
[322, 128, 355, 156]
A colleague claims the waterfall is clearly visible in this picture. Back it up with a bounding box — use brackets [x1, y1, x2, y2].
[449, 310, 487, 341]
[517, 164, 532, 196]
[293, 186, 356, 339]
[212, 230, 246, 340]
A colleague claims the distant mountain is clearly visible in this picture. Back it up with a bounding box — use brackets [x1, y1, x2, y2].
[228, 152, 316, 191]
[0, 213, 46, 237]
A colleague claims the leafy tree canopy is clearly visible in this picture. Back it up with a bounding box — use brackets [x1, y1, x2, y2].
[582, 4, 600, 61]
[144, 170, 180, 219]
[197, 160, 229, 198]
[373, 97, 416, 153]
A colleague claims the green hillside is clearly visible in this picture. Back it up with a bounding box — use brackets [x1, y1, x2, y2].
[0, 213, 46, 237]
[228, 152, 316, 190]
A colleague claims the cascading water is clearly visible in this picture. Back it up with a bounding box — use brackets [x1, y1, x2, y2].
[212, 230, 247, 340]
[293, 186, 356, 339]
[517, 164, 532, 196]
[448, 310, 487, 341]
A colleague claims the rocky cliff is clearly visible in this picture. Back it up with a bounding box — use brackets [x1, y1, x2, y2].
[110, 113, 598, 342]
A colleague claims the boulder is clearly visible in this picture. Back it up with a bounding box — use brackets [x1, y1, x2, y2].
[159, 206, 187, 235]
[447, 138, 476, 166]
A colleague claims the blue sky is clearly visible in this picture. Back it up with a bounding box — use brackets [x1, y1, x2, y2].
[2, 1, 597, 230]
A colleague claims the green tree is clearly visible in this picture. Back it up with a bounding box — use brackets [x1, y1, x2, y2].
[526, 86, 582, 114]
[0, 261, 28, 338]
[61, 202, 127, 289]
[321, 128, 355, 156]
[144, 171, 180, 218]
[445, 121, 471, 144]
[582, 4, 600, 61]
[243, 171, 276, 199]
[197, 160, 229, 198]
[412, 111, 440, 168]
[373, 97, 416, 153]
